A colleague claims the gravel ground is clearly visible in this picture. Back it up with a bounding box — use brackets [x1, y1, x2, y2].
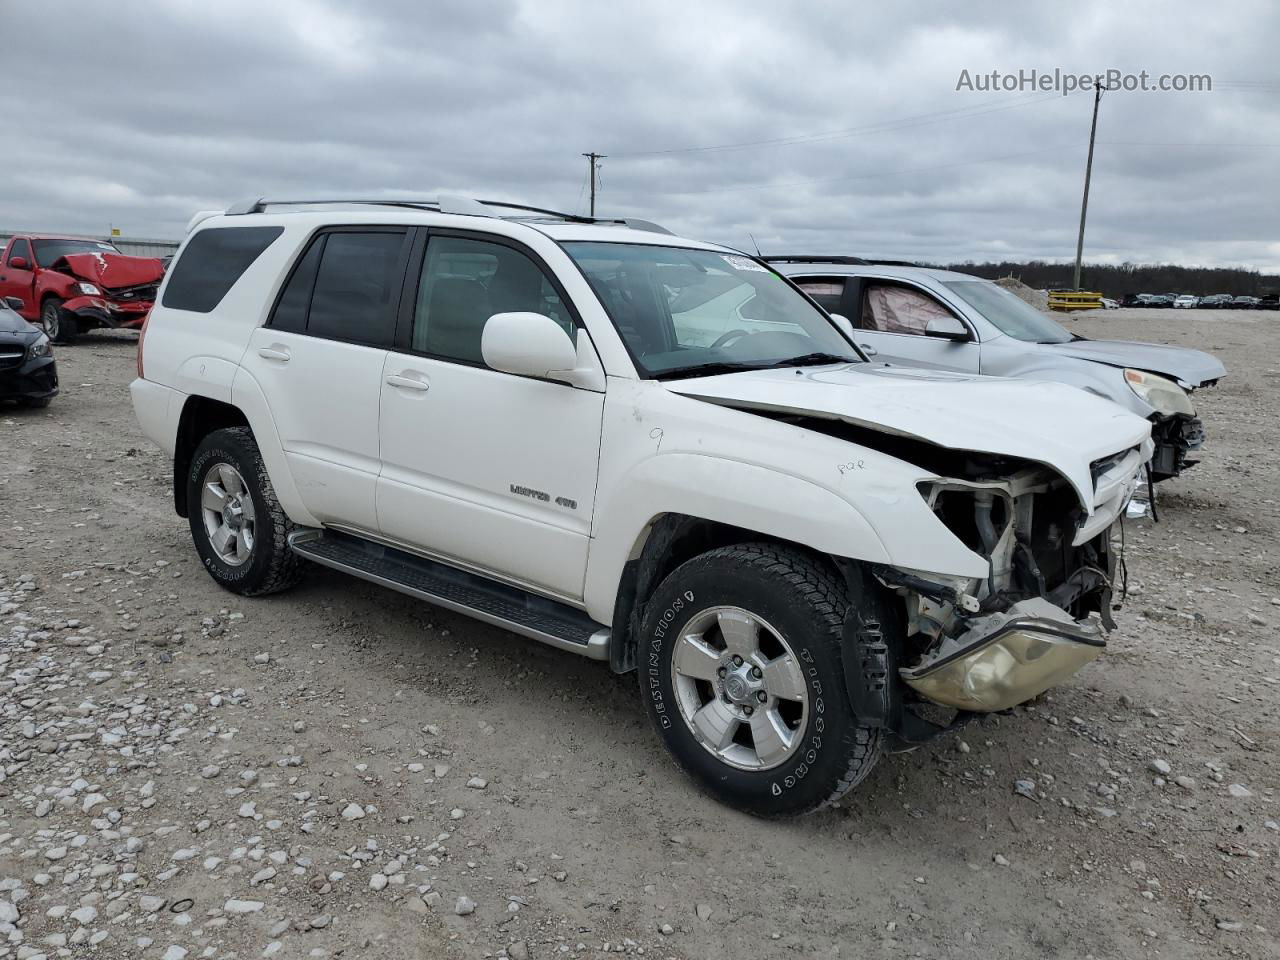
[1, 308, 1276, 960]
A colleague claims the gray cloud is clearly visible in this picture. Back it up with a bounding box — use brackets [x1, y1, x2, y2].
[3, 0, 1277, 269]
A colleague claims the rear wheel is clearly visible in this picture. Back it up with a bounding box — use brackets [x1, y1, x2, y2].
[187, 427, 302, 596]
[638, 543, 887, 817]
[42, 298, 77, 344]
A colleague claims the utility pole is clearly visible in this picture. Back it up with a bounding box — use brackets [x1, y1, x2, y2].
[1072, 81, 1107, 291]
[582, 152, 605, 217]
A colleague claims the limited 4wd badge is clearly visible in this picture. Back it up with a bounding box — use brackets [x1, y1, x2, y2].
[510, 483, 577, 510]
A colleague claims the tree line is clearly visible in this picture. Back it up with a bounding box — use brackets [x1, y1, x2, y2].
[934, 260, 1280, 298]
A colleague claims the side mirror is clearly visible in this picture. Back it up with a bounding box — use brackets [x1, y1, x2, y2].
[3, 296, 23, 311]
[829, 312, 854, 339]
[8, 256, 29, 270]
[925, 315, 970, 341]
[482, 312, 579, 381]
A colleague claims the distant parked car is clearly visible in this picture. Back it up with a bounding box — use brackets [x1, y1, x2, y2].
[1197, 294, 1234, 309]
[769, 256, 1226, 484]
[1146, 294, 1174, 308]
[1173, 294, 1198, 309]
[1231, 296, 1261, 309]
[0, 296, 58, 408]
[0, 234, 165, 343]
[1258, 294, 1279, 310]
[1101, 297, 1119, 309]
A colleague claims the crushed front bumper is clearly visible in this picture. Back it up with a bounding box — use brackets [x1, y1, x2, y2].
[900, 598, 1104, 712]
[61, 295, 153, 330]
[1149, 413, 1205, 482]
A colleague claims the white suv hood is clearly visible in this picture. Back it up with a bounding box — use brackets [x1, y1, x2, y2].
[665, 363, 1153, 513]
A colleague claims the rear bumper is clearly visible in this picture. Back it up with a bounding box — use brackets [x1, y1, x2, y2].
[130, 377, 183, 458]
[0, 354, 58, 400]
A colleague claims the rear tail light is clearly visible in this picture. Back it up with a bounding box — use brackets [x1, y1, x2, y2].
[136, 312, 151, 378]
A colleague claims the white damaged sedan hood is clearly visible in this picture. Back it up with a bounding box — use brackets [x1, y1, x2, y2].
[665, 363, 1153, 513]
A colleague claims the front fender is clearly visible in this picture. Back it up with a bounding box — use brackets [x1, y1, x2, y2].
[987, 357, 1152, 418]
[583, 452, 986, 624]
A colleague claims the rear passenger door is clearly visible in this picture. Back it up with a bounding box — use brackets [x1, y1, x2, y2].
[375, 230, 604, 600]
[240, 227, 411, 532]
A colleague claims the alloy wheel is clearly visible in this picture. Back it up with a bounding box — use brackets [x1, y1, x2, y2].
[200, 462, 256, 566]
[670, 605, 809, 771]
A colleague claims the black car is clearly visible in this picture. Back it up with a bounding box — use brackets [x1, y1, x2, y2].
[1231, 295, 1261, 310]
[0, 296, 58, 408]
[1259, 294, 1279, 311]
[1197, 294, 1234, 309]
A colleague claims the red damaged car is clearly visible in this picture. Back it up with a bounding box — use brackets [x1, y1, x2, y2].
[0, 234, 165, 343]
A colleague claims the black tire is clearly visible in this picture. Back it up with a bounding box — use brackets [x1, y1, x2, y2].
[186, 426, 302, 596]
[20, 397, 52, 409]
[638, 543, 887, 817]
[42, 298, 77, 344]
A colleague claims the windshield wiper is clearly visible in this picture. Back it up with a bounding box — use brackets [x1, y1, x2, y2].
[654, 353, 856, 381]
[652, 361, 762, 381]
[763, 352, 857, 368]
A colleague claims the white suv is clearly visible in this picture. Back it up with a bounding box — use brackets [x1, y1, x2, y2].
[132, 197, 1152, 816]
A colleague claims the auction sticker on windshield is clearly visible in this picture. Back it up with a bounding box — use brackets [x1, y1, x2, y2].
[723, 254, 769, 272]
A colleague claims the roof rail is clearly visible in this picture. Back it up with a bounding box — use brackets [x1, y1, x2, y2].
[763, 255, 870, 266]
[763, 254, 923, 268]
[222, 197, 672, 234]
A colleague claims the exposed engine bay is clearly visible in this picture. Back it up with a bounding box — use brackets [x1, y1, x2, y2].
[776, 415, 1142, 736]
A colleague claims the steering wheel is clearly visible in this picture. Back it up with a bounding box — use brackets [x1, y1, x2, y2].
[710, 328, 750, 349]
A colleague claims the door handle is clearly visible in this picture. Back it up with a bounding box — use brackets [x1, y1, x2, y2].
[385, 374, 430, 392]
[257, 346, 291, 362]
[859, 343, 878, 357]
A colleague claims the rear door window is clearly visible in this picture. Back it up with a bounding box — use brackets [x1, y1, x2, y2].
[269, 238, 324, 334]
[163, 226, 284, 312]
[304, 231, 408, 347]
[794, 277, 847, 313]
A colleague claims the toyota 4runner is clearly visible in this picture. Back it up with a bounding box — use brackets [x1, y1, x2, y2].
[132, 197, 1152, 816]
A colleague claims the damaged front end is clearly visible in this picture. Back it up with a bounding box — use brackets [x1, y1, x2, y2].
[863, 448, 1142, 743]
[52, 254, 163, 333]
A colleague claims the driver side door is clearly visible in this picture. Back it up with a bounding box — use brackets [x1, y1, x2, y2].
[850, 278, 980, 373]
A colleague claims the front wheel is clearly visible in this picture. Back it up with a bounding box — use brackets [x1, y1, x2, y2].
[42, 298, 77, 344]
[638, 543, 886, 817]
[186, 427, 302, 596]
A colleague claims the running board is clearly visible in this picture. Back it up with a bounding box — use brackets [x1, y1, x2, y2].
[288, 529, 610, 660]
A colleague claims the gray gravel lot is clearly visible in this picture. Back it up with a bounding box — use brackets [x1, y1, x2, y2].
[1, 307, 1276, 959]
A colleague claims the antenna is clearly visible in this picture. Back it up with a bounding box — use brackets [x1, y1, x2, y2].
[748, 233, 762, 257]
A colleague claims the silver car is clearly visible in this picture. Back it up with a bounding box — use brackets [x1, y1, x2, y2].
[768, 257, 1225, 484]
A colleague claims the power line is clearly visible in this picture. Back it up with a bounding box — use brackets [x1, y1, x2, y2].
[656, 146, 1068, 196]
[609, 90, 1075, 158]
[581, 152, 605, 216]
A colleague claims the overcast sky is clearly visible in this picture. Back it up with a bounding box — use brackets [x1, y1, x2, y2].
[3, 0, 1278, 268]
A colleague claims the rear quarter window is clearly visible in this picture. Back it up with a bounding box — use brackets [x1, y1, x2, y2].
[162, 226, 284, 313]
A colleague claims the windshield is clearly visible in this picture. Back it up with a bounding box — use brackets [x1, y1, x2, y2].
[941, 279, 1073, 344]
[563, 242, 860, 378]
[32, 239, 120, 267]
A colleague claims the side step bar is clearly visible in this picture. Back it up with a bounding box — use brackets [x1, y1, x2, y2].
[288, 529, 610, 660]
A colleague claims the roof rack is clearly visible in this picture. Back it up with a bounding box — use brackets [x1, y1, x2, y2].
[222, 196, 673, 235]
[763, 255, 922, 268]
[763, 255, 870, 266]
